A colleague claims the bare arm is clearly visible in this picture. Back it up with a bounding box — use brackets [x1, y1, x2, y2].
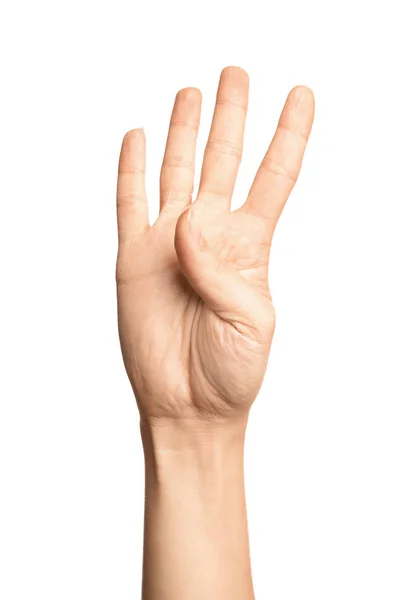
[141, 421, 253, 600]
[115, 66, 315, 600]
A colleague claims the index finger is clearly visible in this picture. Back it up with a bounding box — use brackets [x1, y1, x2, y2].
[241, 86, 315, 234]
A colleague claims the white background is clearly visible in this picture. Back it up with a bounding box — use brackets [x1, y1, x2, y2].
[1, 1, 410, 598]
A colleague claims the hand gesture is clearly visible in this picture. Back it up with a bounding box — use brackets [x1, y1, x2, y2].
[116, 67, 314, 426]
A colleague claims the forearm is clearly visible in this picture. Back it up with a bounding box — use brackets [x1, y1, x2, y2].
[140, 417, 255, 600]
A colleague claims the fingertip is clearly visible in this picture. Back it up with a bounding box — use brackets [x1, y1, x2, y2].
[281, 85, 315, 138]
[220, 65, 249, 85]
[120, 128, 145, 155]
[170, 87, 202, 131]
[287, 85, 315, 113]
[174, 206, 190, 263]
[176, 87, 202, 103]
[119, 128, 146, 172]
[124, 127, 144, 138]
[175, 205, 192, 245]
[215, 66, 249, 114]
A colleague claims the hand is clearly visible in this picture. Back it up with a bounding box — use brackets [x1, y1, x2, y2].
[116, 67, 314, 426]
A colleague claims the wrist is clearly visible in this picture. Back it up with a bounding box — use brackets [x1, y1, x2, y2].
[140, 415, 248, 485]
[140, 415, 255, 600]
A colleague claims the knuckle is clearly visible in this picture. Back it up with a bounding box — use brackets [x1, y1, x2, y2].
[206, 137, 242, 160]
[215, 98, 248, 112]
[162, 155, 195, 172]
[260, 156, 298, 183]
[118, 166, 145, 176]
[116, 193, 146, 208]
[277, 121, 309, 143]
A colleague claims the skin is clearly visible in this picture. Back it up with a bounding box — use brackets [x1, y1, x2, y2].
[116, 66, 314, 600]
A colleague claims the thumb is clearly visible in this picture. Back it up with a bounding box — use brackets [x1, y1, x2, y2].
[174, 206, 275, 340]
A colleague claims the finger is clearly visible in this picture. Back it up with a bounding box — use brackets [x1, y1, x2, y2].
[174, 206, 275, 342]
[117, 128, 149, 243]
[197, 66, 249, 209]
[160, 87, 202, 213]
[242, 86, 315, 234]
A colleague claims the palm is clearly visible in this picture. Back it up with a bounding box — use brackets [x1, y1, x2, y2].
[116, 67, 314, 423]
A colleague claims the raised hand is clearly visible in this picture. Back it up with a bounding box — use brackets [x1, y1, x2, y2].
[116, 67, 314, 426]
